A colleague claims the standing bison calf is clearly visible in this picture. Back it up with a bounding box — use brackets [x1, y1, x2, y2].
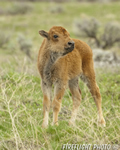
[37, 26, 105, 128]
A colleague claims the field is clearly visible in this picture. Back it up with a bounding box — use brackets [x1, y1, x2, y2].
[0, 1, 120, 150]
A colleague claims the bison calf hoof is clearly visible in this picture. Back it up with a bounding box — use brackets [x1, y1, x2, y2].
[42, 122, 48, 128]
[69, 119, 76, 126]
[52, 122, 59, 126]
[98, 117, 106, 127]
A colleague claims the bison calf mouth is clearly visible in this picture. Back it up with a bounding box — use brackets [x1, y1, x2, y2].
[63, 42, 75, 56]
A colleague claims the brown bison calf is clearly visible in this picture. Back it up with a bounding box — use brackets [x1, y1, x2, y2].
[37, 26, 105, 128]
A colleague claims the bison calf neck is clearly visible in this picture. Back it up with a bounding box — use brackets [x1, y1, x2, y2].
[37, 26, 105, 128]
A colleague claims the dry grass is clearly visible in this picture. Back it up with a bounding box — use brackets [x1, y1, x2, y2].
[0, 58, 120, 150]
[0, 1, 120, 150]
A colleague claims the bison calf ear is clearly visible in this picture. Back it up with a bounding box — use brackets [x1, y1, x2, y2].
[39, 30, 49, 39]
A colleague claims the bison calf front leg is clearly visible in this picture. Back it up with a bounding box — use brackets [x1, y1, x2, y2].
[52, 82, 66, 126]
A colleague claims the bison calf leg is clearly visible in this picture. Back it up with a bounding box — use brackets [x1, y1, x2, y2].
[69, 77, 81, 125]
[41, 81, 52, 128]
[82, 67, 106, 126]
[89, 82, 105, 126]
[52, 82, 66, 125]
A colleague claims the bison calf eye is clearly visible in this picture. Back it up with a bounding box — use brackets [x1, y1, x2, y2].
[53, 35, 58, 38]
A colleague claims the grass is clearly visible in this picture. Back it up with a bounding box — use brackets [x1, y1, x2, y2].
[0, 63, 120, 149]
[0, 1, 120, 150]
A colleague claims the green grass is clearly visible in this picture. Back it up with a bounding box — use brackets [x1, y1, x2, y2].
[0, 1, 120, 49]
[0, 65, 120, 149]
[0, 1, 120, 150]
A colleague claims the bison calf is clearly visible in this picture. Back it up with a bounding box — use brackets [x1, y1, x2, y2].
[37, 26, 105, 128]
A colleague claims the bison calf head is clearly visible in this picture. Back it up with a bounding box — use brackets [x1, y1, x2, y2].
[39, 26, 75, 58]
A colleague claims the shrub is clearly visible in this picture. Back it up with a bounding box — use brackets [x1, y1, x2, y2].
[49, 5, 64, 14]
[6, 3, 32, 15]
[17, 33, 32, 59]
[74, 18, 120, 49]
[102, 22, 120, 49]
[0, 7, 5, 15]
[0, 30, 10, 48]
[74, 18, 100, 47]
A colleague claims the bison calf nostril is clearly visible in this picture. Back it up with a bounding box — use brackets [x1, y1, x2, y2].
[68, 42, 72, 45]
[68, 41, 75, 46]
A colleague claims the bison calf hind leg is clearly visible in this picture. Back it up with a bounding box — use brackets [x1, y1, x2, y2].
[69, 77, 81, 126]
[81, 68, 106, 127]
[41, 81, 52, 128]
